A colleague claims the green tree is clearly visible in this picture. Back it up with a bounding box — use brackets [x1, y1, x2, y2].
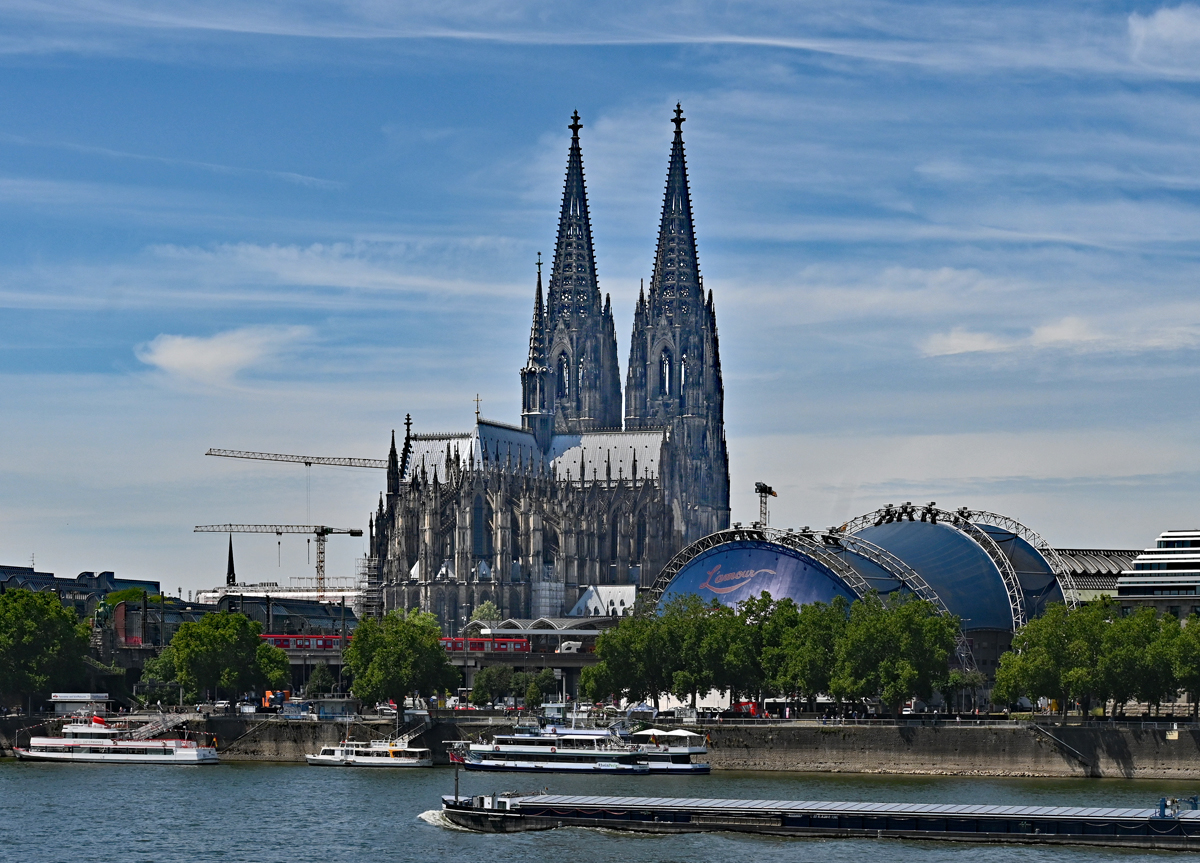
[0, 589, 89, 703]
[171, 611, 281, 700]
[524, 680, 543, 709]
[306, 661, 335, 695]
[943, 669, 986, 714]
[661, 594, 714, 706]
[257, 642, 290, 690]
[775, 596, 847, 711]
[141, 645, 178, 685]
[1175, 615, 1200, 718]
[995, 600, 1115, 716]
[470, 664, 513, 705]
[470, 600, 502, 622]
[580, 661, 617, 704]
[343, 608, 459, 704]
[831, 593, 958, 715]
[589, 612, 672, 707]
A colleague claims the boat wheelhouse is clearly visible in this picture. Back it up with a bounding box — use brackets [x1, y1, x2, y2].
[14, 716, 218, 765]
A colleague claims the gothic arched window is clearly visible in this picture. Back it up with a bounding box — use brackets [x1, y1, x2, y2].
[472, 495, 485, 557]
[556, 354, 569, 398]
[659, 350, 672, 397]
[635, 512, 647, 561]
[609, 517, 619, 562]
[680, 350, 689, 392]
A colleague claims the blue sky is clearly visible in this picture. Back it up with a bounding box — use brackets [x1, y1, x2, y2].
[3, 1, 1200, 594]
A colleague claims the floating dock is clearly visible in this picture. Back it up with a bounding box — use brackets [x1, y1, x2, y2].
[442, 792, 1200, 850]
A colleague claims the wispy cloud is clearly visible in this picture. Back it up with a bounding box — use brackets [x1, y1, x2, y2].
[135, 325, 310, 382]
[920, 310, 1200, 357]
[0, 133, 341, 189]
[0, 0, 1151, 77]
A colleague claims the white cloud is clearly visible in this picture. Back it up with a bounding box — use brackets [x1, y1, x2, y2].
[135, 325, 310, 382]
[1130, 4, 1200, 71]
[921, 308, 1200, 359]
[1028, 316, 1104, 348]
[920, 327, 1014, 356]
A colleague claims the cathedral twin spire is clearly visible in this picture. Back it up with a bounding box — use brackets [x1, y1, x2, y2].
[522, 104, 722, 444]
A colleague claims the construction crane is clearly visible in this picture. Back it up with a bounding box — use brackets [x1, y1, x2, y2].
[205, 449, 386, 469]
[194, 524, 364, 598]
[206, 448, 386, 523]
[754, 482, 777, 528]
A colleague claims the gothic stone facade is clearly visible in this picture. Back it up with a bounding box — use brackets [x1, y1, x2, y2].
[371, 107, 729, 630]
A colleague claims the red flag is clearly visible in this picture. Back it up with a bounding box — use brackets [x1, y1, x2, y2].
[92, 715, 107, 725]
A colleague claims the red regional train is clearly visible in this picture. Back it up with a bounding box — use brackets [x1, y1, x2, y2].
[439, 637, 531, 653]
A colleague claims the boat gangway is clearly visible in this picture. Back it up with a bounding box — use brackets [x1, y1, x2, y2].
[442, 792, 1200, 850]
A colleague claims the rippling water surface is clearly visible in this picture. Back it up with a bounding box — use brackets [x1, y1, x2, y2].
[2, 760, 1192, 862]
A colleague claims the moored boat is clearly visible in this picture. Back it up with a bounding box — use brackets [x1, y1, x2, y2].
[14, 715, 218, 765]
[454, 725, 651, 774]
[629, 727, 710, 774]
[306, 739, 433, 767]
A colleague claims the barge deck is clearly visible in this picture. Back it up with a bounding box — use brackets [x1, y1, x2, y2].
[442, 792, 1200, 850]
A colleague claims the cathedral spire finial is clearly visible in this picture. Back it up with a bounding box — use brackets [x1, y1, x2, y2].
[387, 429, 400, 496]
[569, 109, 582, 139]
[672, 102, 685, 134]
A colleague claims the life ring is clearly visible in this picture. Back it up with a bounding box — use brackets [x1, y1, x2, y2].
[550, 746, 556, 753]
[493, 745, 500, 752]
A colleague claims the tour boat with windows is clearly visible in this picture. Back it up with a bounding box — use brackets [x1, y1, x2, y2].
[14, 715, 218, 764]
[453, 723, 706, 774]
[306, 739, 433, 767]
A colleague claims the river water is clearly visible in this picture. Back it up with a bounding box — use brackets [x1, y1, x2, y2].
[2, 760, 1192, 862]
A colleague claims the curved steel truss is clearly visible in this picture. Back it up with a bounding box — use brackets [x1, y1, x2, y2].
[842, 503, 1028, 631]
[968, 510, 1080, 609]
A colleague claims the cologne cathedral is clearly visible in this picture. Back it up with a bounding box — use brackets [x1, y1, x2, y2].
[370, 106, 729, 628]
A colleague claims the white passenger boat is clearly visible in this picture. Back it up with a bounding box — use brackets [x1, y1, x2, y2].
[14, 715, 218, 764]
[454, 725, 658, 774]
[630, 727, 710, 774]
[306, 739, 433, 767]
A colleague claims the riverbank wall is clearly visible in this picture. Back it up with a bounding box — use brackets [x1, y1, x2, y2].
[701, 723, 1200, 779]
[4, 716, 1198, 779]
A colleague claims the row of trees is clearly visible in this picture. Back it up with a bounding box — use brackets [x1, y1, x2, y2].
[995, 600, 1200, 716]
[149, 608, 464, 705]
[580, 593, 963, 715]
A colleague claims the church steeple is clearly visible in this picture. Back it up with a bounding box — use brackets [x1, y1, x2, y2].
[626, 104, 725, 434]
[649, 103, 702, 320]
[226, 534, 237, 586]
[547, 111, 601, 326]
[387, 429, 400, 496]
[521, 254, 553, 449]
[544, 110, 622, 433]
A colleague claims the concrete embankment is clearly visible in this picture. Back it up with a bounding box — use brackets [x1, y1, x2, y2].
[702, 723, 1200, 779]
[5, 715, 1198, 779]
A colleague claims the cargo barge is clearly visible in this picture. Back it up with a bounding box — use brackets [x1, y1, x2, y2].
[441, 792, 1200, 850]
